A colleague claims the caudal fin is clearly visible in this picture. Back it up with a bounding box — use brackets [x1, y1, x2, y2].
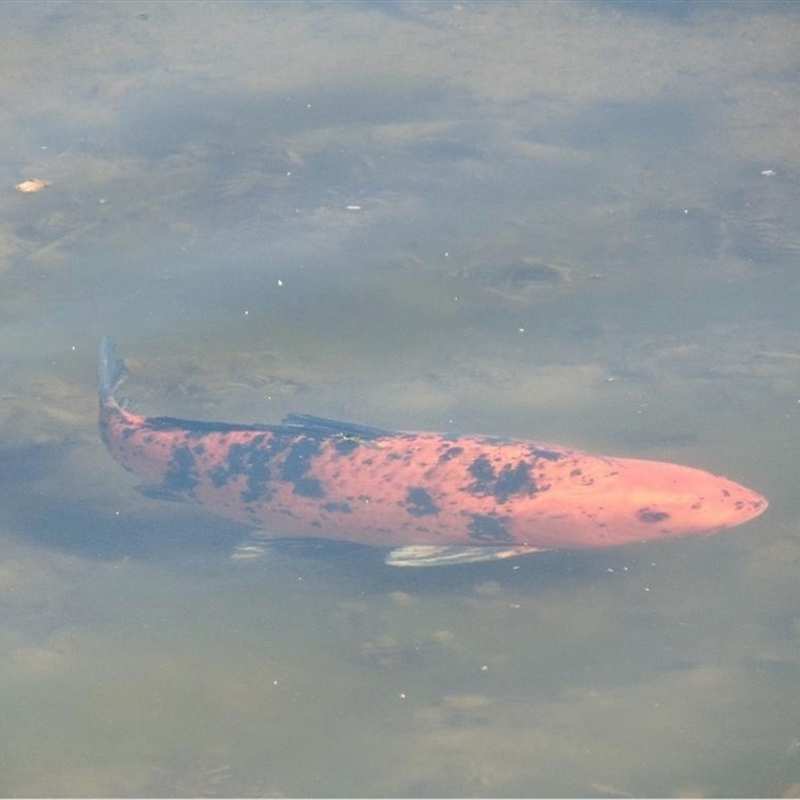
[98, 337, 128, 404]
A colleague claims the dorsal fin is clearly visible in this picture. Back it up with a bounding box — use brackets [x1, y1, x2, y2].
[282, 413, 395, 440]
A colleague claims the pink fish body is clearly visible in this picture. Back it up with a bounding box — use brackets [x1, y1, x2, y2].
[98, 339, 768, 566]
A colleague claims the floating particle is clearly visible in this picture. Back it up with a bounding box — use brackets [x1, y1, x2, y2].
[15, 178, 49, 193]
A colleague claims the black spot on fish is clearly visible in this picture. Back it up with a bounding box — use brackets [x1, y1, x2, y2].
[323, 501, 353, 514]
[240, 441, 275, 502]
[405, 487, 440, 517]
[210, 440, 250, 485]
[293, 477, 325, 498]
[492, 462, 536, 503]
[466, 456, 536, 502]
[531, 446, 563, 461]
[468, 454, 496, 489]
[163, 445, 199, 494]
[281, 437, 320, 481]
[206, 435, 276, 503]
[467, 514, 513, 543]
[282, 436, 325, 498]
[333, 437, 362, 455]
[438, 446, 464, 462]
[638, 508, 671, 523]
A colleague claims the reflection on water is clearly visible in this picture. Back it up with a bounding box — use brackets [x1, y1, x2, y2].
[1, 1, 800, 796]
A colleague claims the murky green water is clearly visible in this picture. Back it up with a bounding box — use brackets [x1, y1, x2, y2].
[1, 1, 799, 796]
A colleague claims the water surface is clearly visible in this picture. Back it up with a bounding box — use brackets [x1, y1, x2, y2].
[1, 2, 799, 796]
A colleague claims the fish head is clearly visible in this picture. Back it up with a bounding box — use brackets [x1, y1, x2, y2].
[583, 457, 768, 545]
[516, 455, 768, 549]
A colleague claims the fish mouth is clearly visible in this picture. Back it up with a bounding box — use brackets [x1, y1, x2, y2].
[709, 480, 768, 531]
[734, 491, 769, 524]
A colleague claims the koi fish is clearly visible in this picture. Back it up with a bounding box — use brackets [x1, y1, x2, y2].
[98, 338, 767, 567]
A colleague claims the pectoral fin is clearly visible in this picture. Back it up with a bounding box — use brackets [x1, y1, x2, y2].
[385, 544, 542, 567]
[230, 541, 270, 561]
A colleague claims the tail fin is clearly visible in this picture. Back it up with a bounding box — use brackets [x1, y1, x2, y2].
[98, 337, 128, 404]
